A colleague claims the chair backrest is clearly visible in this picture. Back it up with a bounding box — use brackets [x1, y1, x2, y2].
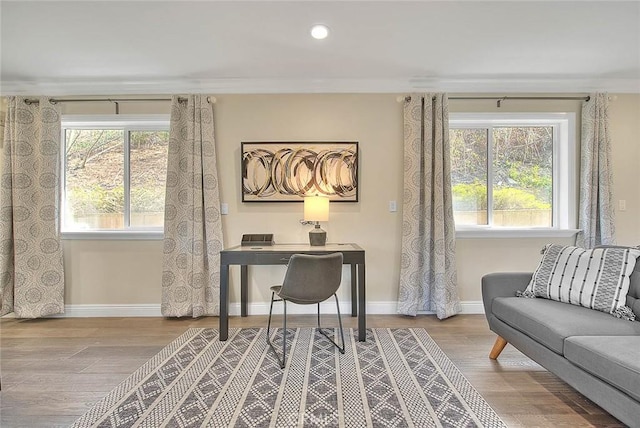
[279, 253, 343, 304]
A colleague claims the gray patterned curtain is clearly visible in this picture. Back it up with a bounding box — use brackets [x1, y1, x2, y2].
[397, 93, 461, 319]
[161, 95, 224, 317]
[576, 93, 616, 249]
[0, 97, 65, 317]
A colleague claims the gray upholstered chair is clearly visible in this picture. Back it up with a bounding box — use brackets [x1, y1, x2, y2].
[267, 252, 345, 368]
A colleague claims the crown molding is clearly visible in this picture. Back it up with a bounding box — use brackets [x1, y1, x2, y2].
[2, 77, 639, 96]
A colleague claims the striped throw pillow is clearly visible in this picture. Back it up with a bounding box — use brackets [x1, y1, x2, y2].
[522, 244, 640, 319]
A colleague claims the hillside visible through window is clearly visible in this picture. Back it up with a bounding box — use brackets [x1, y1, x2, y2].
[450, 126, 553, 227]
[64, 128, 168, 230]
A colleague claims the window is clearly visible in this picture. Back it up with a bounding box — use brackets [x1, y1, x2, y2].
[61, 115, 170, 237]
[449, 113, 576, 236]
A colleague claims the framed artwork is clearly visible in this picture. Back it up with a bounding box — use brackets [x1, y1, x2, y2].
[241, 141, 358, 202]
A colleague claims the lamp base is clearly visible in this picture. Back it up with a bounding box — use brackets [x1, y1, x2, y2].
[309, 224, 327, 246]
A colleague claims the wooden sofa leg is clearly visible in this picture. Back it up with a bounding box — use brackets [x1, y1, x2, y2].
[489, 336, 508, 360]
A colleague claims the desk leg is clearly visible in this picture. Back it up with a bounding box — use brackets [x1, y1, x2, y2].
[358, 263, 366, 342]
[220, 265, 230, 341]
[241, 265, 248, 317]
[351, 264, 357, 317]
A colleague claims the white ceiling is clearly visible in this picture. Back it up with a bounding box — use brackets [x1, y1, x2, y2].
[2, 1, 639, 95]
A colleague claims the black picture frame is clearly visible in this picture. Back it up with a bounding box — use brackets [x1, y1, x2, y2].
[241, 141, 359, 202]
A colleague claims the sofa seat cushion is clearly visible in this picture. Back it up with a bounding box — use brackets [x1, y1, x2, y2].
[565, 336, 640, 402]
[492, 297, 640, 354]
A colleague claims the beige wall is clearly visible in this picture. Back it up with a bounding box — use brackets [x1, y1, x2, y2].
[4, 93, 639, 310]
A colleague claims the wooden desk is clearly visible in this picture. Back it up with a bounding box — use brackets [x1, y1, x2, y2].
[219, 243, 366, 342]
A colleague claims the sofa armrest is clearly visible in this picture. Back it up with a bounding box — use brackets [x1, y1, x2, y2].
[481, 272, 533, 320]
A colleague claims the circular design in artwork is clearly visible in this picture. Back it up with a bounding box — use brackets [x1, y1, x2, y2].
[42, 270, 62, 287]
[242, 146, 357, 198]
[40, 238, 60, 254]
[25, 288, 43, 303]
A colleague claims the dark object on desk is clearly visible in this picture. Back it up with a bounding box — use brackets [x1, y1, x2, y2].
[241, 234, 274, 246]
[267, 253, 345, 368]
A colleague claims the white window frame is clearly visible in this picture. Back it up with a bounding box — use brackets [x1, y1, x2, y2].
[61, 115, 170, 240]
[449, 112, 579, 238]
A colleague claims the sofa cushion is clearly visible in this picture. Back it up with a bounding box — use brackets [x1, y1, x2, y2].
[565, 336, 640, 402]
[492, 297, 640, 354]
[524, 244, 640, 319]
[595, 245, 640, 319]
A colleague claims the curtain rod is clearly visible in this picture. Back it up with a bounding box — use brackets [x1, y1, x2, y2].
[22, 96, 216, 114]
[398, 95, 590, 108]
[22, 96, 216, 105]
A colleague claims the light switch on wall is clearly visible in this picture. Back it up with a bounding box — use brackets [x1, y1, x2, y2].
[389, 200, 397, 212]
[221, 202, 229, 215]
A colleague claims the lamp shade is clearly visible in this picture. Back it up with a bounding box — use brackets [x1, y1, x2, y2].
[303, 195, 329, 222]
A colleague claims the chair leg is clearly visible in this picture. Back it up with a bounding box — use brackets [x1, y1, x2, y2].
[282, 300, 287, 367]
[267, 292, 275, 339]
[266, 292, 286, 368]
[489, 336, 508, 360]
[317, 294, 345, 354]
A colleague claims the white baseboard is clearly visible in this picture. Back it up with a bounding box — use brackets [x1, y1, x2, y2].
[1, 300, 484, 318]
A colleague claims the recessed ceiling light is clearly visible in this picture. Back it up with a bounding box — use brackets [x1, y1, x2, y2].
[310, 24, 329, 40]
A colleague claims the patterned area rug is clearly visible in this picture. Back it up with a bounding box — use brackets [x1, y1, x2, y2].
[71, 328, 506, 427]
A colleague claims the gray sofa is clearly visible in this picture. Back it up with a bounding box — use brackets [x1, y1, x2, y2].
[482, 253, 640, 427]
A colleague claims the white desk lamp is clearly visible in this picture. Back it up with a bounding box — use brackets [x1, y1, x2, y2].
[303, 195, 329, 246]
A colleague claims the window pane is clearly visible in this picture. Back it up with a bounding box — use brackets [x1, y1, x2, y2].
[129, 131, 169, 228]
[450, 128, 488, 225]
[492, 127, 553, 227]
[65, 129, 125, 229]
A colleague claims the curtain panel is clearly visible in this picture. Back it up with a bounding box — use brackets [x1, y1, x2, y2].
[161, 95, 224, 317]
[0, 96, 65, 317]
[397, 94, 461, 319]
[576, 93, 616, 249]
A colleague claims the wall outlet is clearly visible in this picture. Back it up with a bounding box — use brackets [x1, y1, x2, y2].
[619, 200, 626, 211]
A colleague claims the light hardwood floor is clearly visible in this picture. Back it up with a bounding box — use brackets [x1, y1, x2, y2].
[0, 315, 624, 427]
